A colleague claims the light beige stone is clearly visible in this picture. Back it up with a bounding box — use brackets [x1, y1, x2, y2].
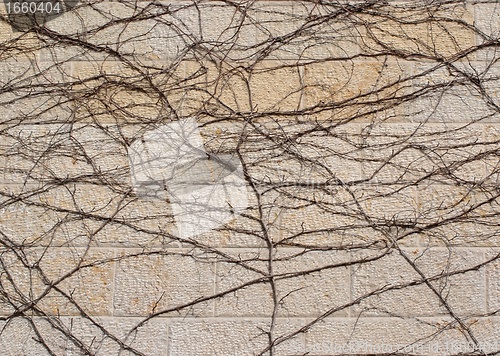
[357, 3, 475, 59]
[113, 250, 215, 317]
[0, 248, 114, 316]
[250, 2, 360, 60]
[351, 248, 486, 317]
[302, 59, 410, 121]
[169, 318, 304, 356]
[486, 249, 500, 314]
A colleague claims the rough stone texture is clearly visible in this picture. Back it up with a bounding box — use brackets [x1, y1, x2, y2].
[113, 251, 215, 317]
[486, 249, 500, 314]
[351, 248, 486, 317]
[357, 3, 475, 59]
[303, 317, 500, 356]
[0, 317, 170, 356]
[0, 248, 114, 316]
[169, 318, 304, 356]
[1, 1, 499, 355]
[215, 249, 350, 317]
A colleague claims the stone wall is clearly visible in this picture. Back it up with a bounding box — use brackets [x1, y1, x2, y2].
[0, 1, 499, 355]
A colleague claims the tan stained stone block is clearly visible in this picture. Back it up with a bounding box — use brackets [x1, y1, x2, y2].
[0, 248, 114, 316]
[113, 250, 215, 317]
[167, 60, 245, 116]
[71, 61, 166, 124]
[178, 60, 304, 115]
[248, 62, 303, 112]
[302, 60, 410, 121]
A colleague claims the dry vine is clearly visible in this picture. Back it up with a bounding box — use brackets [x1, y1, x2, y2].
[0, 0, 499, 355]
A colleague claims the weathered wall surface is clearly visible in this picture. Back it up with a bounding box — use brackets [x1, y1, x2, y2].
[0, 1, 499, 355]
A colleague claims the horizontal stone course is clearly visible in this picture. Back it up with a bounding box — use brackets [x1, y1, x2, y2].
[0, 1, 499, 355]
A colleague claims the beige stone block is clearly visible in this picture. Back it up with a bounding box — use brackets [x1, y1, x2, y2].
[113, 250, 215, 317]
[304, 318, 426, 355]
[416, 183, 493, 224]
[0, 178, 178, 248]
[0, 317, 60, 356]
[1, 150, 47, 192]
[169, 2, 259, 61]
[215, 248, 350, 318]
[277, 198, 350, 242]
[250, 2, 359, 60]
[186, 182, 279, 248]
[0, 124, 131, 192]
[481, 60, 500, 108]
[169, 318, 305, 356]
[0, 316, 170, 356]
[273, 249, 350, 317]
[159, 60, 236, 117]
[302, 60, 410, 121]
[58, 316, 170, 356]
[40, 1, 167, 62]
[351, 248, 486, 317]
[358, 123, 440, 183]
[113, 196, 178, 237]
[357, 185, 418, 222]
[358, 3, 475, 59]
[360, 123, 496, 184]
[0, 94, 73, 125]
[39, 1, 260, 62]
[249, 62, 303, 112]
[191, 213, 268, 248]
[71, 61, 165, 124]
[214, 249, 273, 317]
[0, 57, 73, 125]
[239, 120, 363, 183]
[303, 316, 491, 355]
[474, 3, 500, 40]
[0, 14, 41, 55]
[177, 60, 304, 115]
[198, 118, 245, 154]
[0, 185, 124, 248]
[0, 248, 114, 316]
[482, 123, 500, 189]
[407, 85, 498, 123]
[37, 0, 167, 61]
[475, 3, 500, 61]
[486, 250, 500, 314]
[419, 221, 500, 248]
